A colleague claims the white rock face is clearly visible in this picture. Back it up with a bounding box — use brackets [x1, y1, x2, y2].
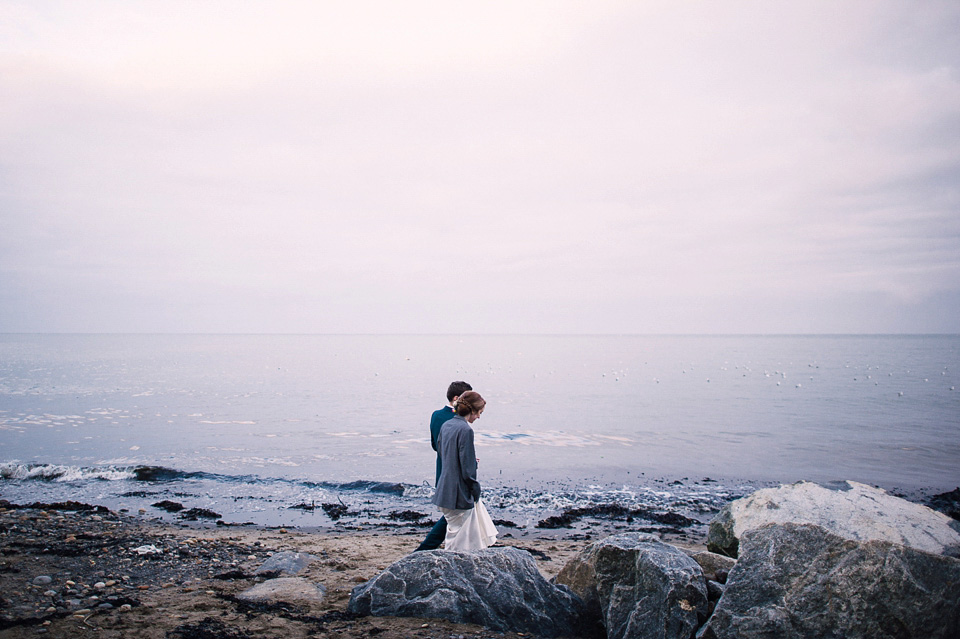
[707, 481, 960, 558]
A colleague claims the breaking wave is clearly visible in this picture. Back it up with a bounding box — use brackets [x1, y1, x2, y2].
[0, 462, 424, 497]
[0, 462, 137, 482]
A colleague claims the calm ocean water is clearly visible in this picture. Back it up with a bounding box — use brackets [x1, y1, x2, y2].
[1, 334, 957, 533]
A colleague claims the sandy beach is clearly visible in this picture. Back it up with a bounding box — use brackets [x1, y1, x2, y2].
[0, 501, 705, 639]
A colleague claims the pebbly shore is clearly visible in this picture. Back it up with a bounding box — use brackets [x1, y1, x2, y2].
[0, 499, 702, 639]
[4, 488, 955, 639]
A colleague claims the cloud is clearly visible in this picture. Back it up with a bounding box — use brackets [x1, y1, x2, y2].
[1, 1, 958, 332]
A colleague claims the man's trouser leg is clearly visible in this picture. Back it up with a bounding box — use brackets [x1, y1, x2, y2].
[415, 516, 447, 551]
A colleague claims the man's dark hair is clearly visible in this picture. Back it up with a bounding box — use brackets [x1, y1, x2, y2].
[446, 381, 472, 403]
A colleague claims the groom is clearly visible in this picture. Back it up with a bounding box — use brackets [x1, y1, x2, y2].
[415, 380, 472, 551]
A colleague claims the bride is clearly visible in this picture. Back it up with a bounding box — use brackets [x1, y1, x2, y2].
[431, 390, 498, 550]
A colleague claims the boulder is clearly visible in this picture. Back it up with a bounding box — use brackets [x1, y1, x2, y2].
[348, 547, 596, 638]
[237, 577, 326, 606]
[255, 551, 316, 576]
[707, 481, 960, 558]
[698, 522, 960, 639]
[555, 533, 708, 639]
[689, 551, 736, 583]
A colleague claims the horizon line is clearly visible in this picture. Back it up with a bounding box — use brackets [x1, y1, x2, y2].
[2, 332, 959, 338]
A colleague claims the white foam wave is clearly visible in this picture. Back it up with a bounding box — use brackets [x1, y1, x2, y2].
[0, 462, 136, 482]
[479, 431, 601, 447]
[403, 484, 435, 498]
[234, 456, 300, 467]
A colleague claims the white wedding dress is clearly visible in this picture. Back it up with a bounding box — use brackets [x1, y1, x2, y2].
[439, 498, 499, 551]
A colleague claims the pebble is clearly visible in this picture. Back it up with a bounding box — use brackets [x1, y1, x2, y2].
[1, 506, 272, 629]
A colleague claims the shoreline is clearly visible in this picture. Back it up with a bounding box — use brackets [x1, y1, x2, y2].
[0, 467, 757, 542]
[0, 500, 705, 639]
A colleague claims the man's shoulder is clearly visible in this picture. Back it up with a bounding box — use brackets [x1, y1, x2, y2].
[430, 406, 454, 436]
[431, 406, 453, 424]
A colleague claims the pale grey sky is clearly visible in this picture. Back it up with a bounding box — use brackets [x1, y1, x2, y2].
[1, 1, 958, 333]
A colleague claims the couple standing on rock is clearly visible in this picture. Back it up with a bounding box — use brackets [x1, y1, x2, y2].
[416, 381, 498, 552]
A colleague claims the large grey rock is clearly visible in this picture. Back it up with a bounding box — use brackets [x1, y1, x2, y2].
[698, 522, 960, 639]
[707, 480, 960, 558]
[555, 533, 708, 639]
[237, 577, 326, 606]
[255, 551, 315, 575]
[347, 547, 596, 638]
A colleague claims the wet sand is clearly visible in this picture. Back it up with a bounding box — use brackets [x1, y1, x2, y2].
[0, 501, 705, 639]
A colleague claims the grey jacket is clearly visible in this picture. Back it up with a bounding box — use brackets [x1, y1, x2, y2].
[431, 415, 481, 510]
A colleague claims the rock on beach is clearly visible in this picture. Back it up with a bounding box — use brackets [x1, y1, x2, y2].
[555, 532, 708, 639]
[688, 551, 735, 583]
[254, 550, 316, 576]
[698, 522, 960, 639]
[707, 480, 960, 558]
[348, 546, 596, 638]
[237, 577, 327, 606]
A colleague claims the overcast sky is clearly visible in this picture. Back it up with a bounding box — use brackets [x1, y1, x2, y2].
[1, 1, 958, 334]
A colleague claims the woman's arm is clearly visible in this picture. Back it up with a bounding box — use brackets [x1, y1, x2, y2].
[458, 427, 481, 501]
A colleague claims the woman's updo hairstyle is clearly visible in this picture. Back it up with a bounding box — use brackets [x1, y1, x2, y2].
[454, 390, 485, 417]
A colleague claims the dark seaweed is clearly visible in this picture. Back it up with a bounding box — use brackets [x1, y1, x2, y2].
[537, 504, 699, 529]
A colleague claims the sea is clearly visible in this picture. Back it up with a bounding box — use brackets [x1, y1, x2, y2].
[1, 334, 957, 539]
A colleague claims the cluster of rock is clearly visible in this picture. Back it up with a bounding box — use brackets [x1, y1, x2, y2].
[699, 481, 960, 639]
[347, 480, 960, 638]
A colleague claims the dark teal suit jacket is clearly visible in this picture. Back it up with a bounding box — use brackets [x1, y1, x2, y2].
[430, 405, 454, 486]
